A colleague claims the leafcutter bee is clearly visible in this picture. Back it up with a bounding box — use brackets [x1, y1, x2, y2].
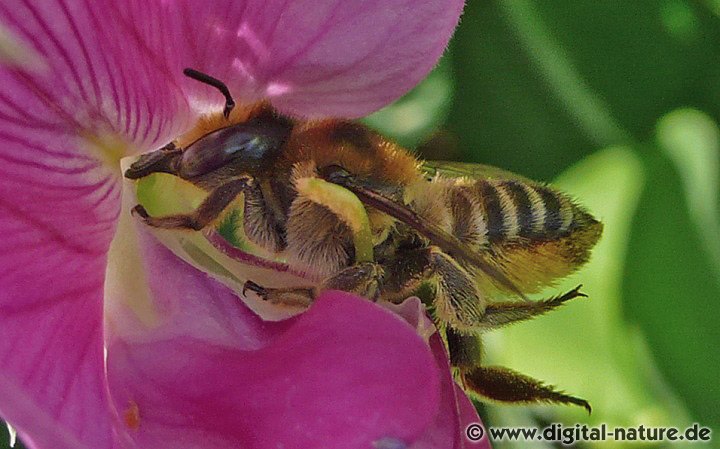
[125, 69, 602, 412]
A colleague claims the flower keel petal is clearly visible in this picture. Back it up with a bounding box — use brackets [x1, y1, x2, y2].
[106, 228, 443, 449]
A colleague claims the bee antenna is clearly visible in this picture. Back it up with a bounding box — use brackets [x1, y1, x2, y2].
[183, 68, 236, 119]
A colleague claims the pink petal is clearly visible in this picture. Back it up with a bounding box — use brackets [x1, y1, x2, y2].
[118, 0, 464, 118]
[106, 227, 444, 448]
[0, 0, 192, 152]
[0, 160, 117, 449]
[0, 1, 192, 446]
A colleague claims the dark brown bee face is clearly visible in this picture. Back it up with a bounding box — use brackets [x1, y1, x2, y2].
[178, 113, 293, 179]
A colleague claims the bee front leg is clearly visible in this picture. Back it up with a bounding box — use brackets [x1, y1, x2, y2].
[132, 176, 253, 231]
[243, 261, 384, 306]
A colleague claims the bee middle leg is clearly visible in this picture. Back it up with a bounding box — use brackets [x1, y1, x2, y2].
[382, 246, 586, 332]
[479, 285, 587, 330]
[429, 249, 586, 331]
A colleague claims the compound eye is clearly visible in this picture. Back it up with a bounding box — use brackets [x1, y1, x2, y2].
[178, 118, 290, 178]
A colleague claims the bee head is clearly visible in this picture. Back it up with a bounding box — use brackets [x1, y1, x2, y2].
[177, 111, 293, 178]
[172, 69, 293, 179]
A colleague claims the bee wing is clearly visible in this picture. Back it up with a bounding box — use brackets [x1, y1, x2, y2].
[321, 166, 529, 300]
[421, 161, 535, 183]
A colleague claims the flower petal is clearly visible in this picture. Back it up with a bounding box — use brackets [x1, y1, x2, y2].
[0, 0, 192, 153]
[0, 1, 192, 447]
[119, 0, 464, 118]
[105, 225, 444, 448]
[385, 298, 489, 449]
[0, 162, 116, 449]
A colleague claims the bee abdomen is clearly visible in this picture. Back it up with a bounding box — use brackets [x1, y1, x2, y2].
[476, 181, 507, 242]
[477, 180, 594, 243]
[530, 184, 599, 239]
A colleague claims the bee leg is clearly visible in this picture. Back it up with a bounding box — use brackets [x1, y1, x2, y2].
[381, 247, 591, 412]
[131, 176, 253, 231]
[462, 365, 592, 413]
[242, 261, 384, 306]
[477, 285, 587, 330]
[444, 326, 482, 370]
[242, 280, 316, 308]
[428, 247, 488, 332]
[240, 179, 287, 252]
[320, 261, 384, 300]
[445, 327, 591, 413]
[378, 246, 486, 328]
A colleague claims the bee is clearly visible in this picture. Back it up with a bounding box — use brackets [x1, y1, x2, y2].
[125, 68, 602, 412]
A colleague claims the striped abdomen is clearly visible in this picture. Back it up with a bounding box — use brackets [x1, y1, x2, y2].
[450, 179, 600, 247]
[446, 176, 602, 294]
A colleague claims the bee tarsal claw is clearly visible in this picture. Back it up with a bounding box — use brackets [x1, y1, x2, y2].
[554, 285, 588, 304]
[242, 280, 267, 299]
[131, 204, 150, 220]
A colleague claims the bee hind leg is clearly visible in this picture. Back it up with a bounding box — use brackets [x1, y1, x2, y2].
[131, 176, 253, 231]
[462, 364, 592, 414]
[445, 328, 591, 413]
[478, 285, 587, 331]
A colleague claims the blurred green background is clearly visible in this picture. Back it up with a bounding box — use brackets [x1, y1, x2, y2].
[372, 1, 720, 447]
[3, 1, 719, 448]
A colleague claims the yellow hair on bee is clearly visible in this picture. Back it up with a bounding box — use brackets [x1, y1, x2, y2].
[477, 218, 603, 297]
[405, 176, 454, 235]
[492, 181, 521, 239]
[290, 160, 399, 247]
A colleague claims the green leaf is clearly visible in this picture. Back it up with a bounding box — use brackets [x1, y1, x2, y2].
[656, 109, 720, 273]
[445, 0, 720, 180]
[504, 0, 720, 139]
[445, 1, 600, 180]
[623, 110, 720, 430]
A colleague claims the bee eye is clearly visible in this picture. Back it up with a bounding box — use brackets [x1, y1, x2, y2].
[179, 118, 291, 178]
[318, 164, 352, 183]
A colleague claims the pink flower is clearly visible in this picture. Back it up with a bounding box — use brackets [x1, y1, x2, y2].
[0, 1, 490, 448]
